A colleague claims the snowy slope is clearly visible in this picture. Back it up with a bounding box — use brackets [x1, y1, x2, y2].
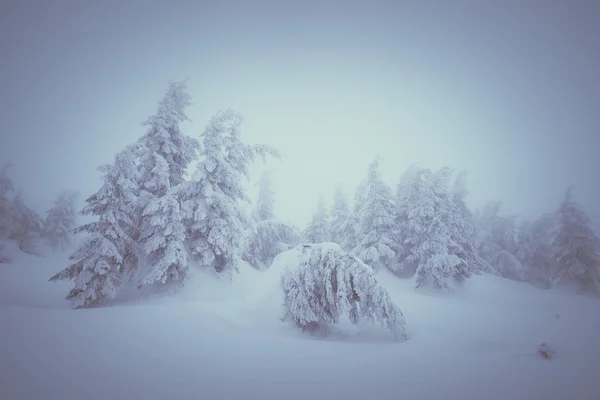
[1, 247, 600, 400]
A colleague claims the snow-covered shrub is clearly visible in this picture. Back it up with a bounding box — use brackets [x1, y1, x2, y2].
[282, 243, 407, 341]
[242, 220, 301, 269]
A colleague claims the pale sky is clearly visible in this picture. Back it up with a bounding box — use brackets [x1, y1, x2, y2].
[1, 0, 599, 228]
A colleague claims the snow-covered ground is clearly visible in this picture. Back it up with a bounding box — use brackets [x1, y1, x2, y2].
[1, 245, 599, 400]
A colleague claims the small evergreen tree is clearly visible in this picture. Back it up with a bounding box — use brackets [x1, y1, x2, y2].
[553, 186, 600, 294]
[50, 147, 139, 308]
[282, 243, 407, 341]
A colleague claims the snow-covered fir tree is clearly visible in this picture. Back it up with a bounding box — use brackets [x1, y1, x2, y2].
[476, 202, 526, 281]
[44, 190, 78, 251]
[304, 195, 330, 243]
[447, 171, 489, 274]
[354, 157, 400, 272]
[255, 170, 275, 222]
[181, 109, 279, 275]
[517, 213, 559, 288]
[11, 190, 44, 255]
[329, 185, 350, 244]
[397, 168, 470, 288]
[135, 80, 199, 286]
[282, 243, 407, 341]
[552, 186, 600, 294]
[50, 147, 139, 308]
[338, 180, 366, 252]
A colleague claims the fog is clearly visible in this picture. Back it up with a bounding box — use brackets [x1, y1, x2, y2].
[1, 0, 599, 228]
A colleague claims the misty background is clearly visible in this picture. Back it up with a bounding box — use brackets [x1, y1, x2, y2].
[1, 0, 599, 228]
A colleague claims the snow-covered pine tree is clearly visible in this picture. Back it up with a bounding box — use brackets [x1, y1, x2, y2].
[44, 190, 78, 251]
[413, 169, 466, 289]
[447, 171, 489, 275]
[396, 168, 469, 288]
[50, 147, 139, 308]
[329, 185, 350, 244]
[255, 170, 275, 222]
[552, 186, 600, 294]
[182, 109, 280, 275]
[338, 180, 366, 253]
[282, 243, 407, 341]
[476, 202, 527, 281]
[11, 190, 44, 255]
[354, 157, 400, 272]
[135, 80, 199, 286]
[517, 213, 559, 288]
[304, 195, 330, 243]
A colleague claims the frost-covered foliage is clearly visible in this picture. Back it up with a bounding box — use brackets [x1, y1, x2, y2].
[182, 109, 279, 275]
[354, 157, 400, 272]
[138, 80, 199, 188]
[304, 195, 330, 243]
[44, 190, 78, 251]
[329, 185, 350, 244]
[517, 213, 559, 288]
[396, 168, 471, 289]
[0, 163, 45, 257]
[242, 220, 301, 269]
[476, 202, 527, 281]
[11, 191, 44, 255]
[255, 170, 275, 222]
[552, 187, 600, 294]
[281, 243, 407, 341]
[448, 171, 490, 274]
[50, 148, 139, 308]
[338, 180, 366, 252]
[135, 81, 198, 286]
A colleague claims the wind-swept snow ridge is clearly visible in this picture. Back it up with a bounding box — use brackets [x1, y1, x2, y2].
[281, 243, 408, 341]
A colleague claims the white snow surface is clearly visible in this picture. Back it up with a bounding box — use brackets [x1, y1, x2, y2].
[1, 244, 600, 400]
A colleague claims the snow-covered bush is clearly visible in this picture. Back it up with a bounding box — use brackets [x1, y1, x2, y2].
[242, 220, 301, 269]
[281, 243, 407, 341]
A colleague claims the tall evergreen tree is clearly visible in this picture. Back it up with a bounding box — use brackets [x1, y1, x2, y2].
[329, 185, 350, 244]
[181, 109, 279, 275]
[255, 170, 275, 222]
[338, 180, 366, 253]
[304, 195, 330, 243]
[553, 186, 600, 294]
[447, 171, 489, 274]
[397, 168, 470, 288]
[355, 157, 400, 272]
[135, 80, 199, 286]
